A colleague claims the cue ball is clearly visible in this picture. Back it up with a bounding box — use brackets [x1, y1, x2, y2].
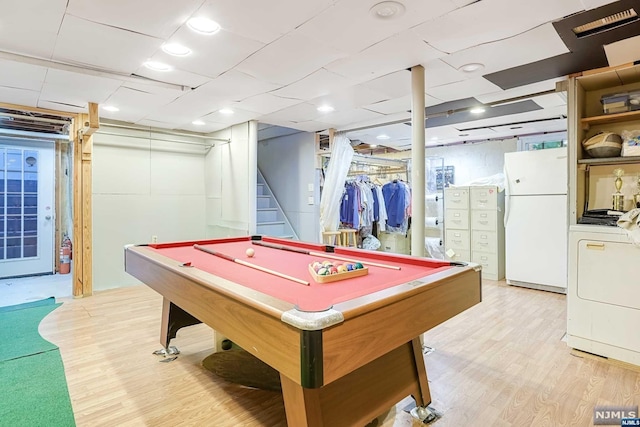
[246, 248, 255, 257]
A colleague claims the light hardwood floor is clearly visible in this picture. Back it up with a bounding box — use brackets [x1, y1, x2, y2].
[39, 280, 640, 426]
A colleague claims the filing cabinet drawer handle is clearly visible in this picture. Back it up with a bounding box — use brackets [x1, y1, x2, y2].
[586, 243, 605, 250]
[479, 220, 488, 224]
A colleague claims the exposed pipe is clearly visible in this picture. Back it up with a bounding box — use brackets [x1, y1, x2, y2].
[410, 65, 426, 258]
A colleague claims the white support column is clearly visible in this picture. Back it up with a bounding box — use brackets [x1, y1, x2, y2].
[248, 120, 258, 235]
[411, 65, 425, 257]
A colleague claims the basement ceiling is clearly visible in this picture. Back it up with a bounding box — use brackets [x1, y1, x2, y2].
[0, 0, 636, 147]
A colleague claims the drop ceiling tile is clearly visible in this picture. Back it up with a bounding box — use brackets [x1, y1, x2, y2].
[150, 28, 265, 79]
[235, 34, 347, 86]
[0, 60, 47, 91]
[346, 122, 413, 145]
[581, 0, 620, 9]
[442, 24, 569, 76]
[201, 108, 259, 125]
[422, 59, 466, 88]
[531, 93, 567, 109]
[40, 69, 123, 106]
[0, 0, 67, 59]
[272, 69, 356, 101]
[231, 94, 302, 115]
[427, 78, 502, 102]
[53, 15, 163, 74]
[475, 77, 564, 104]
[605, 35, 640, 68]
[67, 0, 202, 39]
[105, 86, 181, 110]
[259, 103, 320, 124]
[318, 108, 385, 127]
[141, 89, 226, 124]
[36, 101, 84, 115]
[363, 94, 443, 115]
[361, 71, 412, 99]
[197, 70, 282, 101]
[287, 120, 333, 133]
[413, 0, 584, 53]
[0, 86, 39, 107]
[325, 31, 444, 83]
[197, 0, 335, 44]
[132, 66, 211, 89]
[310, 85, 389, 112]
[296, 0, 458, 54]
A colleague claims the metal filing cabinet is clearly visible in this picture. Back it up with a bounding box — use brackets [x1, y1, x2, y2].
[445, 186, 505, 280]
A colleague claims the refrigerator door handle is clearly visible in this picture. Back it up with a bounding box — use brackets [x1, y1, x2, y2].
[503, 165, 511, 227]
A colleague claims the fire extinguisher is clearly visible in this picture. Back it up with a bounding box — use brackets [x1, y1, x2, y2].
[60, 234, 72, 275]
[63, 234, 72, 261]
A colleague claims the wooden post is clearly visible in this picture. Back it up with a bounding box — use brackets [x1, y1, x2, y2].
[72, 104, 98, 298]
[72, 115, 83, 297]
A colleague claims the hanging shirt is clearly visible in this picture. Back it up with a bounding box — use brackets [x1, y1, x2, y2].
[382, 181, 406, 228]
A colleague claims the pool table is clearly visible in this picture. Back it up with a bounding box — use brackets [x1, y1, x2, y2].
[124, 235, 481, 426]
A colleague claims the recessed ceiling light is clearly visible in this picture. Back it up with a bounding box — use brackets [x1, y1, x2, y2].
[430, 136, 439, 141]
[317, 105, 334, 113]
[219, 108, 234, 115]
[192, 120, 205, 125]
[187, 17, 221, 35]
[162, 43, 192, 57]
[370, 1, 406, 20]
[370, 144, 378, 148]
[470, 107, 486, 114]
[376, 134, 390, 140]
[510, 126, 523, 130]
[102, 105, 119, 112]
[459, 133, 469, 137]
[144, 61, 172, 72]
[459, 63, 485, 73]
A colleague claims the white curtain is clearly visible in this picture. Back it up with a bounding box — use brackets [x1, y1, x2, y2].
[319, 133, 354, 233]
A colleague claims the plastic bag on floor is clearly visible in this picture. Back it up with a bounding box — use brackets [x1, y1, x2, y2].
[362, 235, 381, 251]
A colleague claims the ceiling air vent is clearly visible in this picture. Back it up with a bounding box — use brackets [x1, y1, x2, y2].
[572, 8, 638, 38]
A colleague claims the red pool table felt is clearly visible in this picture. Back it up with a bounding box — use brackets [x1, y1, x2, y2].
[149, 237, 453, 312]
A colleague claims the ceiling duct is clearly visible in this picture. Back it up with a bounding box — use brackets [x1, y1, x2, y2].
[0, 108, 72, 137]
[572, 8, 638, 38]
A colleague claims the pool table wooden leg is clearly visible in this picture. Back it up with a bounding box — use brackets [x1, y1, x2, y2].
[411, 337, 432, 407]
[160, 297, 201, 349]
[280, 374, 323, 427]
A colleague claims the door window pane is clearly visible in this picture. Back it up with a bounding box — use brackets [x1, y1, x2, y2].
[23, 236, 37, 257]
[24, 215, 37, 236]
[7, 237, 21, 259]
[7, 216, 21, 237]
[7, 194, 22, 215]
[7, 171, 21, 192]
[0, 238, 4, 260]
[24, 194, 37, 215]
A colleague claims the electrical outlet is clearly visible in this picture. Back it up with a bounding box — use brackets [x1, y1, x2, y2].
[307, 196, 314, 205]
[152, 235, 158, 243]
[308, 183, 314, 192]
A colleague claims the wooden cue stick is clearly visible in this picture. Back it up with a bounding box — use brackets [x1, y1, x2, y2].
[193, 244, 310, 286]
[252, 241, 401, 270]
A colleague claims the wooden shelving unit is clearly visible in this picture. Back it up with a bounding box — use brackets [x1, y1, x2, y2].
[581, 110, 640, 129]
[578, 155, 640, 165]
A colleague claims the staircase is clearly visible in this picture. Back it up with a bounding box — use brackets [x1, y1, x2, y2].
[256, 170, 298, 239]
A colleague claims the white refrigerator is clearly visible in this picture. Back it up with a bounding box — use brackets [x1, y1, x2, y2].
[504, 147, 568, 292]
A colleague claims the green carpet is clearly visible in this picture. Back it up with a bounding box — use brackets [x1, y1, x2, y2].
[0, 298, 76, 426]
[0, 297, 61, 363]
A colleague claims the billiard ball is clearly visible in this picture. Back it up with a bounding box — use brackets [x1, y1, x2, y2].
[246, 248, 255, 257]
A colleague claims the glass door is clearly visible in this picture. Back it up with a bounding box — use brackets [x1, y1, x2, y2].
[0, 140, 55, 278]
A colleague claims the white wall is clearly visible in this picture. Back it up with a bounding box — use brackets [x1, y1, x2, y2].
[92, 124, 207, 290]
[204, 122, 256, 237]
[257, 131, 319, 242]
[381, 138, 517, 186]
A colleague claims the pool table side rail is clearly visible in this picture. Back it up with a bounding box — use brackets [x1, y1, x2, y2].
[320, 267, 482, 386]
[125, 246, 306, 384]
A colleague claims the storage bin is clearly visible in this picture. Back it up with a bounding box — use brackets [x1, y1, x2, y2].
[601, 92, 629, 114]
